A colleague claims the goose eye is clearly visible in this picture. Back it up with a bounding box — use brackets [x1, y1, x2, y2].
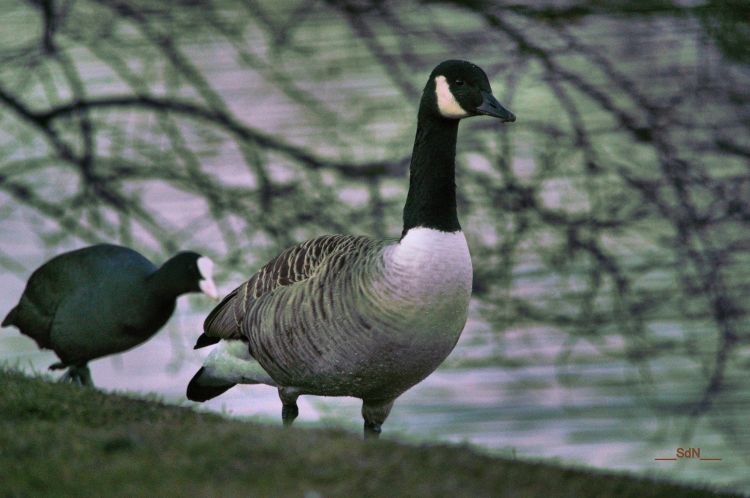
[454, 79, 465, 86]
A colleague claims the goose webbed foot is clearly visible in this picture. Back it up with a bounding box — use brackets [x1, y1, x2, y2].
[364, 421, 382, 439]
[278, 387, 300, 427]
[281, 403, 299, 427]
[361, 398, 395, 441]
[57, 364, 94, 387]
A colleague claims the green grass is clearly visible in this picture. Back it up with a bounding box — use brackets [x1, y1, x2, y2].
[0, 370, 743, 498]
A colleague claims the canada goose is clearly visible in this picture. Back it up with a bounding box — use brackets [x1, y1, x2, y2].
[187, 60, 515, 438]
[2, 244, 218, 386]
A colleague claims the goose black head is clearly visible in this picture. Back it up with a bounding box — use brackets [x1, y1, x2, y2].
[422, 60, 515, 122]
[160, 251, 219, 299]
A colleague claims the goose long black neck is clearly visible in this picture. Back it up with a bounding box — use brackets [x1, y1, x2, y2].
[401, 113, 461, 237]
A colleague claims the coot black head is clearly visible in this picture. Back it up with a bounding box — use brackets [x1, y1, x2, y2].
[157, 251, 218, 299]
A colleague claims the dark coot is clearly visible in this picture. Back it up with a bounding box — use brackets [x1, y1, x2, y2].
[2, 244, 218, 385]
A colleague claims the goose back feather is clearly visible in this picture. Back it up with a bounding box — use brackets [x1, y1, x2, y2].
[201, 235, 377, 342]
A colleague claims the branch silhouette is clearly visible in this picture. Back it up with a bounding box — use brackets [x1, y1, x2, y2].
[1, 0, 748, 454]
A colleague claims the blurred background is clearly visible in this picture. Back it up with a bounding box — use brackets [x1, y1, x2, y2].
[1, 0, 749, 492]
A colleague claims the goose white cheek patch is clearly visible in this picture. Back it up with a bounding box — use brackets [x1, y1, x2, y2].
[197, 256, 219, 299]
[435, 75, 469, 118]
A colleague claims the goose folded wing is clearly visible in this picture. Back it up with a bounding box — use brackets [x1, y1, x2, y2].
[198, 234, 373, 346]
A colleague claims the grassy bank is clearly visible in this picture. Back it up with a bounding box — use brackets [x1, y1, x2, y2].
[0, 370, 742, 498]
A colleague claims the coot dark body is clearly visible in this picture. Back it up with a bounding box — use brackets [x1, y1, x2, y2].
[3, 244, 217, 385]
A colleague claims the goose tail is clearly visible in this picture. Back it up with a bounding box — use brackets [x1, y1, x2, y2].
[187, 367, 236, 402]
[187, 339, 277, 402]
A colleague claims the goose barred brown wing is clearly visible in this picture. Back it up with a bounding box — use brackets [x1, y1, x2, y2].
[200, 235, 375, 343]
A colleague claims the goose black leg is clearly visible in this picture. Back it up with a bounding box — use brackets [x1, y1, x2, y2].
[278, 387, 300, 427]
[362, 398, 395, 440]
[364, 421, 381, 439]
[282, 403, 299, 426]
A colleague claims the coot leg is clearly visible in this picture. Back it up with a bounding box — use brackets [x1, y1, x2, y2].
[58, 364, 94, 387]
